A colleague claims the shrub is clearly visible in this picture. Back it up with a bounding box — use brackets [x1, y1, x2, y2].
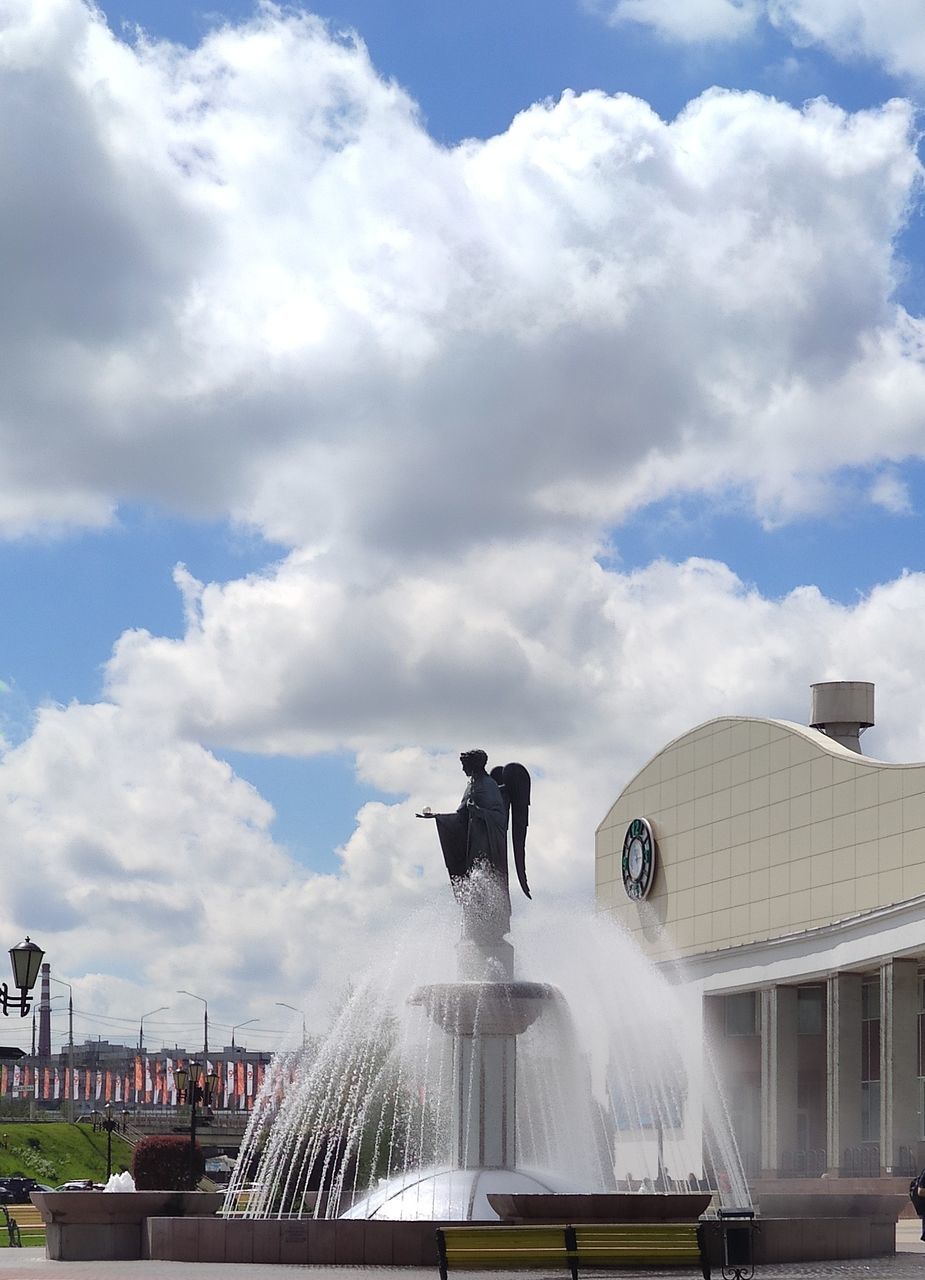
[132, 1135, 204, 1190]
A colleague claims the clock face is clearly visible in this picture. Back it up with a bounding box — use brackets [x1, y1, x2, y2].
[621, 818, 656, 901]
[628, 837, 645, 880]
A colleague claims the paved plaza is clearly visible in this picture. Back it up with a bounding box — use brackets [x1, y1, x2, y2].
[0, 1223, 918, 1280]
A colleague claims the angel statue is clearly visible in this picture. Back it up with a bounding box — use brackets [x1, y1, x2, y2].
[417, 749, 531, 944]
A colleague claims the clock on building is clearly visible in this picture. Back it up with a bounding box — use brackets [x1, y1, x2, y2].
[621, 817, 656, 901]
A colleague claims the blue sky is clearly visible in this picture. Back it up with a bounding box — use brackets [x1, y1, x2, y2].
[2, 0, 925, 1044]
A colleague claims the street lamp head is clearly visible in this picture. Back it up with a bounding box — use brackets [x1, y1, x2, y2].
[9, 938, 43, 992]
[175, 1067, 189, 1094]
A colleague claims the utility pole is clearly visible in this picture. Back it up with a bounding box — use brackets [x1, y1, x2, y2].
[50, 977, 75, 1123]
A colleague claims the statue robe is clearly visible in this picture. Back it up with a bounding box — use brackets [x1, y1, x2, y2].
[435, 772, 511, 940]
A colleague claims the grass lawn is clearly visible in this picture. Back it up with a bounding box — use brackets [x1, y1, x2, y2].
[0, 1121, 133, 1186]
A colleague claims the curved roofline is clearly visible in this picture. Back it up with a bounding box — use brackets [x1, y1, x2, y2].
[596, 714, 912, 836]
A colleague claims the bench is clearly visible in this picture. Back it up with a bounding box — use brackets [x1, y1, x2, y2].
[437, 1221, 710, 1280]
[8, 1204, 46, 1246]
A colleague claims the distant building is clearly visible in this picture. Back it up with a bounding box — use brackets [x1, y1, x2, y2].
[0, 1038, 272, 1112]
[596, 681, 925, 1178]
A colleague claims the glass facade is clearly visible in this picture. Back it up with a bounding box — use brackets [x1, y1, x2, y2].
[724, 992, 758, 1037]
[860, 977, 881, 1144]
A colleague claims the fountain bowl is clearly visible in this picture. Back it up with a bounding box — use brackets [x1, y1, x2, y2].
[407, 981, 558, 1036]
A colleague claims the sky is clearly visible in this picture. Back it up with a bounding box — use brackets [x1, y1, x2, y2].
[1, 0, 925, 1055]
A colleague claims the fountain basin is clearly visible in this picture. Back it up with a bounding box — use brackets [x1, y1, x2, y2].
[32, 1190, 223, 1261]
[343, 1165, 581, 1221]
[408, 981, 558, 1035]
[487, 1192, 712, 1222]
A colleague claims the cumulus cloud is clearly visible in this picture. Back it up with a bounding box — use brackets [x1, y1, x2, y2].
[595, 0, 925, 80]
[767, 0, 925, 80]
[9, 548, 925, 1027]
[586, 0, 761, 43]
[0, 1, 922, 551]
[869, 466, 912, 513]
[4, 1, 925, 1029]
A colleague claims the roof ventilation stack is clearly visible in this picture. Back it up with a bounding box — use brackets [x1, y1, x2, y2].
[810, 681, 874, 754]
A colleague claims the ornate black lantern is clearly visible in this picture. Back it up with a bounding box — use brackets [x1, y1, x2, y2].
[176, 1062, 219, 1189]
[1, 937, 44, 1017]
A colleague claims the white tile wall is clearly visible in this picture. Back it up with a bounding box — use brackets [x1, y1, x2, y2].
[595, 716, 925, 960]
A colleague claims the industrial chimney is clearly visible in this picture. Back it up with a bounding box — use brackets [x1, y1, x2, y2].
[810, 681, 874, 754]
[37, 963, 51, 1057]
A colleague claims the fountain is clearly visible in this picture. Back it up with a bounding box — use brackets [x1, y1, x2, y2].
[226, 751, 749, 1224]
[31, 749, 907, 1266]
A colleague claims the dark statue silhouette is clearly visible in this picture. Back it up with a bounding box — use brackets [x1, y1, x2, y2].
[418, 749, 531, 944]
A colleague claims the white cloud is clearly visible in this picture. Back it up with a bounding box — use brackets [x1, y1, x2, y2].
[10, 547, 925, 1027]
[592, 0, 925, 80]
[767, 0, 925, 80]
[869, 466, 912, 513]
[3, 1, 925, 1032]
[0, 2, 922, 550]
[587, 0, 761, 43]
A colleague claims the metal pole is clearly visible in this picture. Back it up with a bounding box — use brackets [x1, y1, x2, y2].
[177, 991, 208, 1058]
[29, 1014, 35, 1120]
[104, 1104, 113, 1180]
[189, 1071, 198, 1189]
[138, 1006, 168, 1054]
[68, 990, 74, 1125]
[275, 1002, 307, 1049]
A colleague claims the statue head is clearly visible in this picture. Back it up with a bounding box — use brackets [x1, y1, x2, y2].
[459, 748, 488, 777]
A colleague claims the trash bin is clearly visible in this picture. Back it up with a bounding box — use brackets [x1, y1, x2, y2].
[717, 1207, 755, 1280]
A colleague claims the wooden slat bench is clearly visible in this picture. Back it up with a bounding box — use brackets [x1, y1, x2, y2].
[437, 1221, 710, 1280]
[8, 1204, 46, 1246]
[437, 1226, 571, 1279]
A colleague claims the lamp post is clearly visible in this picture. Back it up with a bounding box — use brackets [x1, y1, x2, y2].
[230, 1019, 259, 1051]
[177, 990, 208, 1056]
[175, 1063, 218, 1189]
[138, 1006, 168, 1053]
[49, 976, 74, 1124]
[96, 1102, 118, 1181]
[275, 1002, 307, 1049]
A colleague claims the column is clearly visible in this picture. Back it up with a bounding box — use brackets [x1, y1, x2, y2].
[453, 1034, 515, 1168]
[880, 958, 919, 1174]
[760, 986, 798, 1176]
[826, 972, 862, 1174]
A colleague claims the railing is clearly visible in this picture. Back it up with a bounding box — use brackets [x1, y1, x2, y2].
[779, 1148, 826, 1178]
[128, 1108, 249, 1133]
[841, 1144, 880, 1177]
[894, 1146, 918, 1177]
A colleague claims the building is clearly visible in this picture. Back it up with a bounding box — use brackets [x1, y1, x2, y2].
[595, 681, 925, 1179]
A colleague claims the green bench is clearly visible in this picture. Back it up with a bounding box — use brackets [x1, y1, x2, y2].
[436, 1221, 711, 1280]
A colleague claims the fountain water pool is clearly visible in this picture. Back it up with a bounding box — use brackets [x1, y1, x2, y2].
[226, 890, 749, 1221]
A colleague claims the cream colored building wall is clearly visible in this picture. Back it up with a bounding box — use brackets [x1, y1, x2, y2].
[595, 716, 925, 960]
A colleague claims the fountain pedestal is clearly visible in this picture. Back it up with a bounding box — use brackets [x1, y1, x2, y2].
[454, 1033, 514, 1168]
[343, 978, 567, 1219]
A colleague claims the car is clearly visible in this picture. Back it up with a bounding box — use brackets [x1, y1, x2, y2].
[54, 1180, 104, 1192]
[0, 1177, 42, 1203]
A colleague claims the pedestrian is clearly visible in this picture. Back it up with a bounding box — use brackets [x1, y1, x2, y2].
[909, 1168, 925, 1241]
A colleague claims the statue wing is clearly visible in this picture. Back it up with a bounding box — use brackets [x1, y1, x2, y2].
[501, 762, 531, 899]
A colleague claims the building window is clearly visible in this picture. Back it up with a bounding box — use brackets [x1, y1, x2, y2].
[861, 976, 881, 1143]
[797, 986, 825, 1035]
[725, 992, 758, 1037]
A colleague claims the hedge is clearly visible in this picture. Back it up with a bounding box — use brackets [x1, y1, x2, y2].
[132, 1135, 204, 1190]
